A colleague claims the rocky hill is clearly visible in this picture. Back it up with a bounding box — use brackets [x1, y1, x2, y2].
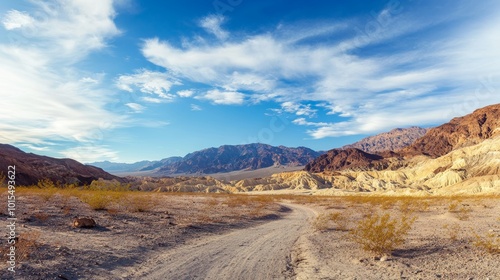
[304, 148, 387, 173]
[0, 144, 123, 186]
[343, 126, 428, 153]
[304, 104, 500, 173]
[157, 143, 322, 175]
[401, 104, 500, 157]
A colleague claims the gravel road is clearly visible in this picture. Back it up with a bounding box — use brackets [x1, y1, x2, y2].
[123, 203, 315, 280]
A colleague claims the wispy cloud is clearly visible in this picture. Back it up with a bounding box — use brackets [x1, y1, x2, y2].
[125, 103, 145, 113]
[141, 4, 500, 138]
[0, 1, 124, 159]
[60, 145, 119, 163]
[1, 10, 34, 30]
[177, 89, 194, 97]
[191, 104, 202, 111]
[200, 89, 245, 105]
[199, 15, 228, 40]
[116, 69, 179, 100]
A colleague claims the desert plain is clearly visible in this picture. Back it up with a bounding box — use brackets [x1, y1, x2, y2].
[0, 186, 498, 280]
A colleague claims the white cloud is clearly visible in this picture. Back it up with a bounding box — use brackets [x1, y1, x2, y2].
[0, 1, 124, 158]
[142, 96, 164, 103]
[2, 10, 34, 30]
[292, 118, 327, 127]
[201, 89, 245, 105]
[281, 102, 317, 117]
[60, 145, 119, 163]
[116, 69, 179, 100]
[191, 104, 202, 111]
[1, 1, 120, 61]
[177, 89, 194, 97]
[125, 103, 145, 113]
[199, 15, 228, 40]
[140, 3, 500, 139]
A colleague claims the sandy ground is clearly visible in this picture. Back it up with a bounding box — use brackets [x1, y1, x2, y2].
[293, 196, 500, 279]
[0, 191, 283, 280]
[118, 203, 315, 280]
[1, 190, 499, 279]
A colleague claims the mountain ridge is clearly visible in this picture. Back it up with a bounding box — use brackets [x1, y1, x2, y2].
[0, 144, 123, 186]
[343, 126, 428, 153]
[157, 143, 322, 175]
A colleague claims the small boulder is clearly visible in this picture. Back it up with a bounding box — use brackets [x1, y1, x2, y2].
[72, 217, 97, 228]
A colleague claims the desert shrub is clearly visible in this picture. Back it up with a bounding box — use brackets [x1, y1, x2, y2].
[447, 200, 460, 212]
[36, 179, 59, 202]
[473, 231, 500, 254]
[329, 212, 350, 231]
[350, 211, 416, 255]
[312, 213, 331, 231]
[443, 223, 461, 241]
[16, 231, 41, 262]
[122, 194, 157, 213]
[456, 206, 472, 221]
[78, 191, 120, 210]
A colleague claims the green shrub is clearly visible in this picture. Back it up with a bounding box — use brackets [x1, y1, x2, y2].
[350, 212, 415, 255]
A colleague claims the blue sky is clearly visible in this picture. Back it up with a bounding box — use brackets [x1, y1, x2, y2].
[1, 0, 499, 163]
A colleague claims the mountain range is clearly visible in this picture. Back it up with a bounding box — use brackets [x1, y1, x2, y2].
[2, 103, 499, 195]
[91, 144, 321, 175]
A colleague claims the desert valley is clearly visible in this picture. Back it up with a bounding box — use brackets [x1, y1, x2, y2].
[2, 1, 500, 279]
[1, 104, 499, 279]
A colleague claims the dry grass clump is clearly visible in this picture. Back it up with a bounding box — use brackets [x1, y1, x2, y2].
[350, 211, 416, 255]
[122, 193, 158, 213]
[473, 231, 500, 254]
[329, 212, 350, 231]
[443, 223, 461, 241]
[447, 200, 472, 220]
[77, 191, 124, 210]
[14, 231, 41, 263]
[312, 213, 331, 231]
[312, 211, 350, 231]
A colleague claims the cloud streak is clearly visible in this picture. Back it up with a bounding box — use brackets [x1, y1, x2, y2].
[139, 4, 500, 138]
[0, 0, 124, 162]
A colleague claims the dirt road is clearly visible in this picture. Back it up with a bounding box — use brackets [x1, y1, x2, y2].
[121, 203, 315, 280]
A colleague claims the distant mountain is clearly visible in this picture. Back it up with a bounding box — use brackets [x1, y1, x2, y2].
[0, 144, 123, 186]
[138, 157, 183, 171]
[343, 126, 428, 153]
[89, 160, 153, 172]
[401, 103, 500, 157]
[156, 143, 322, 175]
[90, 157, 182, 173]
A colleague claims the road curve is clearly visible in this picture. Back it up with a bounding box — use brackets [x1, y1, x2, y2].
[125, 203, 315, 280]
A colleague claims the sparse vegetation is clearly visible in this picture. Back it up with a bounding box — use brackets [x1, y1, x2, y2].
[473, 231, 500, 254]
[14, 231, 41, 263]
[443, 223, 461, 241]
[312, 213, 331, 231]
[350, 211, 416, 255]
[329, 212, 350, 231]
